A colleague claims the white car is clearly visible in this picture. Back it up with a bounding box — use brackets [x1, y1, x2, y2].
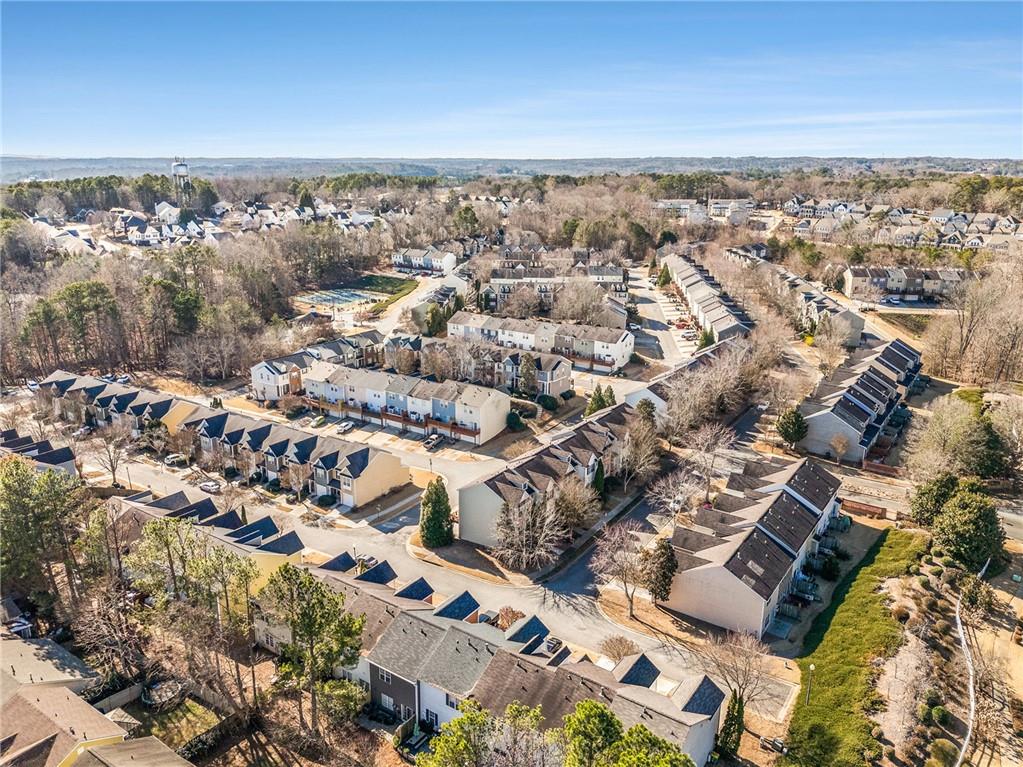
[164, 453, 187, 466]
[26, 379, 39, 392]
[198, 480, 221, 494]
[336, 420, 356, 434]
[627, 323, 642, 332]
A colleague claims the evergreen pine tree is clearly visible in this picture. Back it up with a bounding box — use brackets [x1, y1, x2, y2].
[604, 386, 617, 406]
[718, 693, 744, 755]
[776, 407, 808, 447]
[642, 538, 678, 602]
[656, 264, 672, 286]
[585, 385, 607, 416]
[420, 477, 453, 548]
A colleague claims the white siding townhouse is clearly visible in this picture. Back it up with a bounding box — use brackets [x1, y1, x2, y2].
[663, 457, 842, 639]
[798, 339, 922, 463]
[458, 404, 634, 547]
[250, 331, 384, 402]
[446, 312, 635, 373]
[392, 246, 457, 275]
[303, 362, 510, 445]
[660, 253, 754, 341]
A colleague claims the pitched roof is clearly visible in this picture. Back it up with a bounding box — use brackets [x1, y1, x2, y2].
[0, 638, 99, 705]
[77, 737, 191, 767]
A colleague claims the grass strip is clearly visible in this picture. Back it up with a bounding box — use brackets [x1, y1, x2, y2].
[785, 528, 928, 767]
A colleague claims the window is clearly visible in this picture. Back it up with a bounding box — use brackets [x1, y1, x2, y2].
[445, 693, 458, 709]
[378, 668, 391, 684]
[380, 693, 394, 711]
[426, 710, 438, 728]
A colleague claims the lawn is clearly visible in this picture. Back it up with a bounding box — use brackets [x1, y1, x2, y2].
[785, 529, 928, 767]
[124, 696, 220, 749]
[345, 274, 417, 295]
[877, 312, 933, 337]
[342, 275, 419, 316]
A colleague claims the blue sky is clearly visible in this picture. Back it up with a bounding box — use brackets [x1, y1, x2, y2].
[2, 1, 1021, 158]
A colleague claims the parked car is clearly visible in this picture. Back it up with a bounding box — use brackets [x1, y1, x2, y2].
[627, 323, 642, 332]
[337, 420, 356, 434]
[164, 453, 187, 466]
[424, 434, 444, 451]
[115, 374, 132, 384]
[26, 379, 39, 392]
[198, 480, 222, 494]
[72, 426, 93, 439]
[311, 415, 327, 428]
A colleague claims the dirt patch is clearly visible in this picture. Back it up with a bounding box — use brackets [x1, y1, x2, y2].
[408, 531, 535, 587]
[135, 372, 209, 398]
[871, 618, 928, 753]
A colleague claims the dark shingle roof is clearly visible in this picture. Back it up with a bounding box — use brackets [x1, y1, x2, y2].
[724, 529, 794, 601]
[757, 493, 819, 556]
[257, 530, 305, 555]
[355, 561, 397, 585]
[433, 591, 479, 620]
[504, 615, 549, 643]
[320, 551, 357, 573]
[785, 461, 840, 512]
[612, 653, 661, 687]
[394, 577, 433, 601]
[367, 612, 446, 680]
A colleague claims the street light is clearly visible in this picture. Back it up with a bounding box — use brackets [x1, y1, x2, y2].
[805, 663, 816, 705]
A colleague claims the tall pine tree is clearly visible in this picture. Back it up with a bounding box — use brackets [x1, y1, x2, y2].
[420, 477, 453, 548]
[642, 538, 678, 602]
[718, 693, 744, 755]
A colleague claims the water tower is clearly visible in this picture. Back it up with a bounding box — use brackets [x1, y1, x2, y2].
[171, 157, 191, 205]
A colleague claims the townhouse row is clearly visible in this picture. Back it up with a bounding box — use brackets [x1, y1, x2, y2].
[725, 246, 864, 346]
[480, 263, 630, 312]
[250, 329, 385, 402]
[415, 338, 574, 398]
[458, 403, 635, 547]
[446, 311, 635, 372]
[0, 428, 76, 476]
[842, 265, 974, 301]
[301, 362, 511, 445]
[391, 245, 458, 275]
[797, 338, 922, 464]
[37, 370, 410, 509]
[659, 252, 755, 342]
[111, 487, 725, 765]
[664, 456, 844, 639]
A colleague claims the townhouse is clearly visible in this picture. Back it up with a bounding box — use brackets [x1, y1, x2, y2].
[660, 253, 754, 341]
[249, 330, 384, 402]
[479, 264, 629, 311]
[302, 362, 511, 445]
[708, 198, 755, 217]
[725, 249, 863, 346]
[251, 546, 723, 765]
[0, 429, 76, 476]
[458, 404, 635, 547]
[446, 312, 635, 372]
[183, 409, 409, 505]
[842, 265, 975, 301]
[38, 371, 410, 509]
[624, 339, 735, 415]
[797, 339, 922, 463]
[663, 456, 843, 639]
[652, 198, 700, 217]
[392, 246, 457, 275]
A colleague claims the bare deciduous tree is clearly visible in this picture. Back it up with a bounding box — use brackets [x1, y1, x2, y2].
[647, 466, 703, 526]
[618, 418, 661, 492]
[697, 631, 771, 710]
[688, 422, 735, 500]
[500, 285, 540, 319]
[554, 474, 602, 530]
[493, 499, 567, 572]
[87, 421, 133, 485]
[590, 519, 646, 618]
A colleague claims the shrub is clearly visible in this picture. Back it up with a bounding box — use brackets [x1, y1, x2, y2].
[892, 605, 910, 622]
[600, 634, 641, 662]
[918, 575, 931, 587]
[506, 412, 525, 431]
[870, 725, 883, 740]
[916, 702, 933, 724]
[925, 596, 939, 610]
[934, 619, 952, 636]
[931, 566, 944, 577]
[929, 738, 957, 767]
[820, 556, 841, 581]
[923, 688, 943, 707]
[560, 390, 575, 401]
[910, 564, 921, 574]
[884, 745, 896, 760]
[931, 706, 951, 727]
[536, 394, 560, 412]
[931, 545, 944, 557]
[315, 494, 335, 507]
